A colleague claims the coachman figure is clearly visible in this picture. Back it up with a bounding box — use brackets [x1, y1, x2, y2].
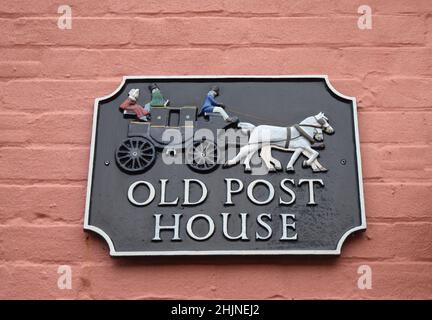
[200, 86, 237, 123]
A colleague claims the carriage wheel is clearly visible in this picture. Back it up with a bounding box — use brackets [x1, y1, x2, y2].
[115, 137, 156, 173]
[186, 140, 219, 173]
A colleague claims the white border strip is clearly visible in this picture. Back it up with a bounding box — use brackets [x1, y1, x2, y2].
[84, 75, 366, 256]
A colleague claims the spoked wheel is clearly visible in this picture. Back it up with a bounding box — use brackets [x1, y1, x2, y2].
[115, 137, 156, 174]
[186, 140, 219, 173]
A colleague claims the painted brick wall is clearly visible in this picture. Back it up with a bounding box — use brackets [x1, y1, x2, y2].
[0, 0, 431, 299]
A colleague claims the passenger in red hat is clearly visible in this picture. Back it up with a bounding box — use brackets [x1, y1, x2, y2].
[119, 88, 150, 121]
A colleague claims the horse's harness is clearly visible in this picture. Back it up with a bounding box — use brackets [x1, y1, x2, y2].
[285, 116, 327, 148]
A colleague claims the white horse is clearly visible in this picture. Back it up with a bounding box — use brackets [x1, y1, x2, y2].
[224, 112, 334, 172]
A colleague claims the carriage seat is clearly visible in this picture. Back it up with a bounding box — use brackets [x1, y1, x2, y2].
[122, 109, 139, 120]
[148, 100, 170, 108]
[123, 109, 136, 117]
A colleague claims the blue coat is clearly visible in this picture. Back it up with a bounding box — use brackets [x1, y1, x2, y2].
[200, 92, 222, 114]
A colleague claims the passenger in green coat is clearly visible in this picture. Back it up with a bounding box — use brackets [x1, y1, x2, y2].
[142, 83, 169, 121]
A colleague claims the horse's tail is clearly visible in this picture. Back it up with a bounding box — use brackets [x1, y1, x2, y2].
[237, 122, 255, 134]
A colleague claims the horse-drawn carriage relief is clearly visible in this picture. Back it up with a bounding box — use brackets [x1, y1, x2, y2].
[116, 84, 335, 175]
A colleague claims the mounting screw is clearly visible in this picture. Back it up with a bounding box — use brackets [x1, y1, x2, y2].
[340, 159, 346, 165]
[104, 161, 110, 166]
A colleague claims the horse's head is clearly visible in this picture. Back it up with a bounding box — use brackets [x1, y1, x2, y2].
[314, 112, 334, 137]
[297, 112, 335, 142]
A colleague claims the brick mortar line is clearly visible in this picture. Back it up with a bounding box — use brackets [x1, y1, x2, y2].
[364, 178, 432, 182]
[0, 111, 93, 116]
[3, 46, 431, 53]
[364, 181, 432, 185]
[0, 78, 121, 82]
[0, 179, 88, 184]
[0, 221, 84, 225]
[0, 182, 86, 187]
[367, 218, 432, 223]
[0, 144, 90, 149]
[0, 13, 429, 19]
[0, 43, 429, 50]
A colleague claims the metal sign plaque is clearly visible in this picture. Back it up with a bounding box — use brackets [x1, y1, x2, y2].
[84, 76, 366, 256]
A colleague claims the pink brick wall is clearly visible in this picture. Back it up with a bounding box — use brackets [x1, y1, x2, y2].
[0, 0, 431, 299]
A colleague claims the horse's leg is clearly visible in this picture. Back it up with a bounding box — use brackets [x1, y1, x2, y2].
[267, 147, 282, 171]
[243, 144, 260, 172]
[301, 147, 321, 172]
[301, 149, 327, 172]
[300, 149, 316, 170]
[259, 145, 276, 172]
[225, 144, 253, 167]
[312, 158, 327, 172]
[286, 148, 302, 172]
[310, 160, 320, 172]
[303, 146, 319, 167]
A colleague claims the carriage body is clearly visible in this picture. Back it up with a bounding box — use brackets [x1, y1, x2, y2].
[115, 105, 232, 174]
